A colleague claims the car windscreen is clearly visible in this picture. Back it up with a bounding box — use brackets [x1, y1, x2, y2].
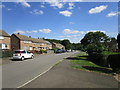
[14, 51, 26, 53]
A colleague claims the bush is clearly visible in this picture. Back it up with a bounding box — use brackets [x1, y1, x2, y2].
[108, 54, 120, 73]
[40, 50, 47, 54]
[0, 50, 13, 58]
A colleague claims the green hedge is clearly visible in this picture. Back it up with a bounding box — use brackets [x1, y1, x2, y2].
[0, 50, 13, 58]
[40, 50, 47, 54]
[88, 51, 120, 73]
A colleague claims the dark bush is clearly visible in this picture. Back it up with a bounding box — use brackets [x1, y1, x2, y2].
[88, 52, 108, 67]
[108, 54, 120, 73]
[1, 50, 13, 58]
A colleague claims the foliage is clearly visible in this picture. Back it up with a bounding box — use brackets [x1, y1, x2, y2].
[40, 50, 47, 54]
[1, 50, 13, 58]
[105, 37, 117, 51]
[71, 43, 83, 50]
[61, 39, 72, 50]
[81, 31, 109, 48]
[117, 33, 120, 49]
[86, 44, 107, 55]
[70, 52, 113, 74]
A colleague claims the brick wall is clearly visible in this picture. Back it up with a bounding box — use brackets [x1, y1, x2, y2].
[11, 35, 20, 50]
[0, 36, 11, 49]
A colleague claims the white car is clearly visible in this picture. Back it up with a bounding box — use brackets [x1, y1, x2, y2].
[13, 50, 34, 60]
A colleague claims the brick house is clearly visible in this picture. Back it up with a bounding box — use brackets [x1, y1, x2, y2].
[0, 30, 11, 50]
[52, 42, 65, 49]
[11, 33, 52, 51]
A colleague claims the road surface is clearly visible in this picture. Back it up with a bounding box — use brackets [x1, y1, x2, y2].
[2, 52, 78, 88]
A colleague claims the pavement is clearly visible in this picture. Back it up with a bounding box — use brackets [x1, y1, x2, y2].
[2, 52, 78, 88]
[21, 58, 119, 88]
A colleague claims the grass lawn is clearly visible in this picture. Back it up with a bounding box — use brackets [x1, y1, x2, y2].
[70, 51, 114, 75]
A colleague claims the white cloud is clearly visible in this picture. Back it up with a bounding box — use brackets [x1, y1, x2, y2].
[63, 29, 85, 34]
[14, 29, 52, 34]
[30, 9, 44, 15]
[89, 5, 108, 14]
[39, 29, 52, 33]
[0, 4, 5, 8]
[40, 5, 45, 8]
[14, 30, 26, 34]
[59, 10, 72, 17]
[69, 22, 75, 24]
[7, 8, 12, 11]
[107, 12, 118, 17]
[16, 0, 31, 7]
[45, 0, 64, 8]
[59, 34, 81, 38]
[68, 3, 75, 10]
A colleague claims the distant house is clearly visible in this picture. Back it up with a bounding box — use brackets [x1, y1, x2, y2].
[0, 30, 11, 50]
[52, 42, 65, 49]
[11, 33, 52, 51]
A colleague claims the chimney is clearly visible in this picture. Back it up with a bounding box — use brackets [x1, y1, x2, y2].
[17, 33, 20, 35]
[38, 37, 39, 39]
[29, 36, 31, 38]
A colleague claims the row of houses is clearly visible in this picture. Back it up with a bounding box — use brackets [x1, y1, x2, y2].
[0, 30, 65, 51]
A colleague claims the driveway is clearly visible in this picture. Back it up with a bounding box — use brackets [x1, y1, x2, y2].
[2, 52, 78, 88]
[22, 59, 119, 88]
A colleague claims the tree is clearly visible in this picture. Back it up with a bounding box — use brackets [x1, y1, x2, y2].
[61, 39, 71, 50]
[107, 37, 117, 51]
[117, 33, 120, 49]
[81, 31, 109, 47]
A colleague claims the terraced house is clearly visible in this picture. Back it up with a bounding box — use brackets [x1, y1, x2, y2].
[0, 30, 11, 50]
[52, 42, 65, 49]
[11, 33, 52, 51]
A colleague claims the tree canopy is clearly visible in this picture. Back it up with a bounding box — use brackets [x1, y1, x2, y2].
[61, 39, 71, 50]
[80, 31, 109, 47]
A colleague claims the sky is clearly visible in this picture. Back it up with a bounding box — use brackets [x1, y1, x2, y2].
[1, 1, 119, 43]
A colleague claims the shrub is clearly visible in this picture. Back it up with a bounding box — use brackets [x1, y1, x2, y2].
[108, 54, 120, 73]
[1, 50, 13, 58]
[40, 50, 47, 54]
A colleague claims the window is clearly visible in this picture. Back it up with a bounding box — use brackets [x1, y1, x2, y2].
[0, 36, 4, 39]
[15, 51, 26, 53]
[0, 44, 7, 49]
[24, 40, 31, 43]
[29, 46, 33, 50]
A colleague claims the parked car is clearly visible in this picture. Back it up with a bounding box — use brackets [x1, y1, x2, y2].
[56, 49, 66, 53]
[13, 50, 34, 60]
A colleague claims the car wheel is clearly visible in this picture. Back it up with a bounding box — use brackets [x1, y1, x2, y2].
[31, 55, 34, 59]
[21, 56, 24, 61]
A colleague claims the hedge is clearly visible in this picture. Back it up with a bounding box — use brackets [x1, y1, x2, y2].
[0, 50, 13, 58]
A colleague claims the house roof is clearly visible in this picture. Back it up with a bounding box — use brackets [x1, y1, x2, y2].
[13, 33, 47, 43]
[52, 42, 64, 47]
[30, 38, 46, 43]
[0, 30, 10, 37]
[13, 34, 31, 41]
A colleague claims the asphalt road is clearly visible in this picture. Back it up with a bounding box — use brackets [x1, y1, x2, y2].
[2, 52, 78, 88]
[22, 59, 119, 88]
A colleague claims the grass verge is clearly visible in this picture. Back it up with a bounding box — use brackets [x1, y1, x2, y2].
[70, 51, 113, 75]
